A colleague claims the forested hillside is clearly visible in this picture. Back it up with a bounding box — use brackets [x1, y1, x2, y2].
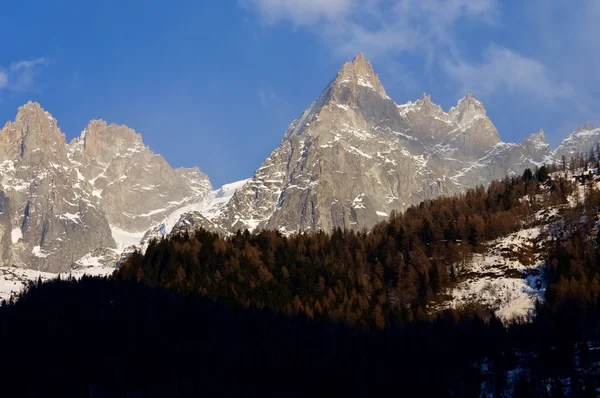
[116, 164, 573, 328]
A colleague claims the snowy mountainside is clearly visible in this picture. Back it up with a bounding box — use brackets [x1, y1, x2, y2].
[133, 179, 249, 251]
[554, 123, 600, 161]
[433, 167, 599, 321]
[437, 226, 547, 321]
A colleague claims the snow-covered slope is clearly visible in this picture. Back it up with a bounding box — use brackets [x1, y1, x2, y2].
[434, 168, 599, 321]
[554, 124, 600, 161]
[118, 178, 250, 254]
[439, 227, 547, 321]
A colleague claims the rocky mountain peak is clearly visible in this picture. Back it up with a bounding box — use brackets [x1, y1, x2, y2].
[77, 119, 145, 163]
[576, 123, 595, 132]
[521, 129, 550, 159]
[0, 102, 68, 164]
[282, 53, 395, 142]
[333, 52, 388, 98]
[449, 93, 487, 125]
[523, 129, 547, 145]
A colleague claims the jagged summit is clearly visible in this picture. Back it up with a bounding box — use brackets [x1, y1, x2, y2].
[576, 123, 595, 132]
[524, 129, 547, 145]
[449, 92, 487, 122]
[17, 100, 45, 112]
[1, 101, 68, 163]
[282, 53, 394, 142]
[333, 52, 388, 98]
[521, 129, 550, 158]
[15, 101, 55, 122]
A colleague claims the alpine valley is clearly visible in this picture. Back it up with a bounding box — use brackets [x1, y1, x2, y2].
[1, 53, 599, 312]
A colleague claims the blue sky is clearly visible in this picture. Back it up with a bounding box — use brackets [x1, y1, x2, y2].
[1, 1, 599, 187]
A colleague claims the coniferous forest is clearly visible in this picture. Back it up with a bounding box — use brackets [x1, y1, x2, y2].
[3, 155, 600, 396]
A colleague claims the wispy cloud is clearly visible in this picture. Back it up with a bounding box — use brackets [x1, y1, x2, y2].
[257, 88, 278, 109]
[244, 0, 499, 60]
[0, 69, 7, 89]
[0, 57, 51, 95]
[243, 0, 353, 25]
[443, 45, 574, 101]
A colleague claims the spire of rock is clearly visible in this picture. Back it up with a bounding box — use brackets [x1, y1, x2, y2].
[449, 92, 488, 126]
[522, 129, 549, 155]
[524, 129, 547, 145]
[283, 53, 394, 141]
[333, 52, 388, 98]
[0, 101, 68, 163]
[576, 123, 595, 132]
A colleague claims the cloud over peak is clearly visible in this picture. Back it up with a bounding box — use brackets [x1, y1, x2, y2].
[443, 45, 574, 101]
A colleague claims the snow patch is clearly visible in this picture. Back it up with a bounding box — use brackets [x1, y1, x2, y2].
[31, 246, 50, 258]
[110, 226, 146, 252]
[11, 228, 22, 244]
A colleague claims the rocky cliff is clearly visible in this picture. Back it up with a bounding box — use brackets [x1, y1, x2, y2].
[0, 103, 211, 272]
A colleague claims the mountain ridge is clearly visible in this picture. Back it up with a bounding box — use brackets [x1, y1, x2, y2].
[1, 54, 600, 277]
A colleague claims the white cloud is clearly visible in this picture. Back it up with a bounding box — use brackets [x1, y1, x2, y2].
[244, 0, 353, 25]
[443, 46, 574, 101]
[257, 88, 277, 109]
[244, 0, 498, 59]
[0, 57, 50, 94]
[11, 57, 49, 72]
[0, 69, 7, 89]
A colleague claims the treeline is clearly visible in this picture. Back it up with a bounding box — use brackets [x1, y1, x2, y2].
[116, 165, 574, 328]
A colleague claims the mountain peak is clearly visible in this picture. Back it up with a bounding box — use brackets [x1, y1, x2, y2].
[351, 52, 369, 66]
[522, 129, 549, 153]
[457, 92, 484, 108]
[334, 53, 388, 98]
[576, 123, 595, 132]
[449, 92, 487, 125]
[0, 101, 68, 163]
[16, 101, 51, 119]
[529, 129, 547, 143]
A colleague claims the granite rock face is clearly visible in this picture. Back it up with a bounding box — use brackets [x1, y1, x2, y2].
[0, 103, 115, 272]
[68, 120, 212, 232]
[0, 103, 211, 273]
[212, 54, 549, 234]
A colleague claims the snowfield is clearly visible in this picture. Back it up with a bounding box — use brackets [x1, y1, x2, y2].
[0, 265, 116, 302]
[438, 227, 546, 321]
